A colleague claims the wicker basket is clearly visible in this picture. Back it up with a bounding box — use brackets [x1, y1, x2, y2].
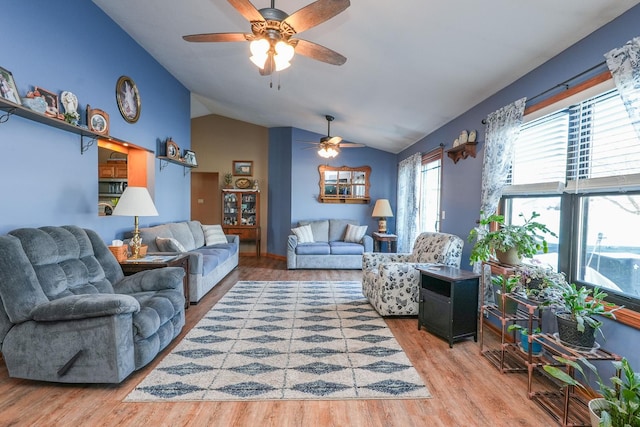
[108, 244, 129, 262]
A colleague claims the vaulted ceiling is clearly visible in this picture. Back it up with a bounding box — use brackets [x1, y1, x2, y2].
[93, 0, 640, 153]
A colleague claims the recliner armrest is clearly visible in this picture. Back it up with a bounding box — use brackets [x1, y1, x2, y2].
[362, 252, 412, 271]
[30, 294, 140, 322]
[114, 267, 185, 294]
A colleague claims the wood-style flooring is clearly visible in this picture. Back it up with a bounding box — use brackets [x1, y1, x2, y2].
[0, 257, 558, 426]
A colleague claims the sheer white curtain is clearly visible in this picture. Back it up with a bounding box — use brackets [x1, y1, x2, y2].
[605, 36, 640, 140]
[396, 152, 421, 252]
[476, 98, 527, 303]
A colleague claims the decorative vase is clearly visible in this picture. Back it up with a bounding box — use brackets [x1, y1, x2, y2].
[495, 247, 522, 266]
[588, 397, 608, 427]
[555, 312, 597, 350]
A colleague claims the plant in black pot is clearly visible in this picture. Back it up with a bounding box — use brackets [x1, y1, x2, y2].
[468, 211, 557, 266]
[554, 283, 620, 351]
[543, 357, 640, 427]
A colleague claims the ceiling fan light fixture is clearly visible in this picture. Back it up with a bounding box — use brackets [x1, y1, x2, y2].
[318, 144, 339, 158]
[249, 38, 270, 69]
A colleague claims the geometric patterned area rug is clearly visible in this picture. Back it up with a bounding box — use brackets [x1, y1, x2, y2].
[125, 281, 431, 401]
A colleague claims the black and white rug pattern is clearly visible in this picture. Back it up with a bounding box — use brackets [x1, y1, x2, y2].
[125, 281, 431, 401]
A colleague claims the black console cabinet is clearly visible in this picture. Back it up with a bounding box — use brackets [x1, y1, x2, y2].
[418, 266, 480, 348]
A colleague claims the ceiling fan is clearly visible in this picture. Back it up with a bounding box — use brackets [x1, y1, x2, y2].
[313, 115, 365, 158]
[183, 0, 350, 75]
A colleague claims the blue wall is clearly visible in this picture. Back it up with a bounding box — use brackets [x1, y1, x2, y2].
[398, 5, 640, 371]
[267, 127, 397, 256]
[1, 1, 191, 242]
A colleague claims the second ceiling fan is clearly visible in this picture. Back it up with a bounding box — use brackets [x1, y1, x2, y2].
[315, 115, 365, 158]
[183, 0, 350, 75]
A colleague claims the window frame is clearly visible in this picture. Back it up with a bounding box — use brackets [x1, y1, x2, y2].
[501, 71, 640, 329]
[419, 147, 443, 233]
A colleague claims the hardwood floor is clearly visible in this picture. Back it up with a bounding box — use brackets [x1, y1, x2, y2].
[0, 257, 557, 426]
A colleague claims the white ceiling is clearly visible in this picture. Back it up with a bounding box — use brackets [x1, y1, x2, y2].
[92, 0, 640, 154]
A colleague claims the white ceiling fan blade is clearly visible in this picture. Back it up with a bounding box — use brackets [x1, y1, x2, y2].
[338, 142, 365, 148]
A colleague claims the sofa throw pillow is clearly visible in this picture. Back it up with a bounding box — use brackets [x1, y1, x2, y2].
[291, 224, 314, 243]
[202, 224, 227, 246]
[344, 224, 368, 243]
[156, 237, 187, 252]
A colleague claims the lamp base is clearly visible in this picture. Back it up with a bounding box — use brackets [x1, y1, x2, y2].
[377, 218, 387, 233]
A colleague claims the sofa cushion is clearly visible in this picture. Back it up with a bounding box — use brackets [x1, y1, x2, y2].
[166, 222, 197, 251]
[156, 237, 186, 253]
[202, 224, 227, 246]
[298, 220, 329, 242]
[292, 224, 314, 243]
[295, 242, 331, 255]
[186, 220, 205, 249]
[344, 224, 368, 243]
[330, 241, 366, 255]
[329, 219, 358, 242]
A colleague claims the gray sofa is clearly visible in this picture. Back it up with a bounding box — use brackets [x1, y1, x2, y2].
[287, 219, 373, 269]
[135, 220, 239, 303]
[0, 226, 185, 383]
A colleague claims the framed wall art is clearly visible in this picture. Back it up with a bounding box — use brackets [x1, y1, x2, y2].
[87, 105, 110, 135]
[166, 138, 180, 160]
[34, 86, 59, 117]
[183, 149, 197, 166]
[116, 75, 141, 123]
[233, 160, 253, 176]
[0, 66, 21, 105]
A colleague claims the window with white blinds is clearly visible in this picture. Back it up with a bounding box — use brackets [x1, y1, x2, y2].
[506, 88, 640, 194]
[565, 89, 640, 192]
[509, 111, 568, 186]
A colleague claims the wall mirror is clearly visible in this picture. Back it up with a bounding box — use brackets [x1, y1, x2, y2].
[318, 165, 371, 204]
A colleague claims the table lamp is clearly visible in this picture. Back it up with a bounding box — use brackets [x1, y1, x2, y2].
[372, 199, 393, 233]
[112, 186, 159, 259]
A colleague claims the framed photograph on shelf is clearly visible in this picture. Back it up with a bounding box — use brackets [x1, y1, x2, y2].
[87, 105, 110, 135]
[34, 86, 59, 117]
[183, 149, 197, 166]
[166, 138, 180, 160]
[115, 75, 140, 123]
[233, 160, 253, 176]
[0, 66, 21, 105]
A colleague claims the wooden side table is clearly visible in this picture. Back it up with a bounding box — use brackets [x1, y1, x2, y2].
[373, 232, 397, 253]
[417, 266, 480, 348]
[120, 254, 190, 309]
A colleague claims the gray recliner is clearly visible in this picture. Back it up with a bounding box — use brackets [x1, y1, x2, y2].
[0, 225, 185, 383]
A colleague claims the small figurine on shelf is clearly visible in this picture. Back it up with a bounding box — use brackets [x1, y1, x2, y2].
[253, 179, 259, 190]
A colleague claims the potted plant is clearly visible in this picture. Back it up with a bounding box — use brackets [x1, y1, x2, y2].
[492, 273, 523, 314]
[507, 324, 543, 355]
[543, 357, 640, 427]
[517, 263, 566, 304]
[223, 172, 234, 189]
[553, 283, 620, 350]
[468, 211, 557, 265]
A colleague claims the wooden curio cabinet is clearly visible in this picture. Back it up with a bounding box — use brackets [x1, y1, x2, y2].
[222, 189, 261, 257]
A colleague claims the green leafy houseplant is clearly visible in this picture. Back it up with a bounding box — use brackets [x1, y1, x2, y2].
[468, 211, 557, 265]
[223, 172, 233, 188]
[555, 283, 619, 335]
[543, 357, 640, 427]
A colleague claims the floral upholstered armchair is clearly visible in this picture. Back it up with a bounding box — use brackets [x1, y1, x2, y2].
[362, 232, 464, 316]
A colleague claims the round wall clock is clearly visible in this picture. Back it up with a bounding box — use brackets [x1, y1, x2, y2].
[116, 76, 141, 123]
[166, 139, 180, 159]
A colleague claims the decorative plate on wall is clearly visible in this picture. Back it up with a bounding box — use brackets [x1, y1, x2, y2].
[235, 178, 252, 189]
[116, 76, 141, 123]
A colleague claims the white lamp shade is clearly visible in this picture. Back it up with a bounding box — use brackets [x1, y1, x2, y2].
[372, 199, 393, 218]
[112, 187, 159, 217]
